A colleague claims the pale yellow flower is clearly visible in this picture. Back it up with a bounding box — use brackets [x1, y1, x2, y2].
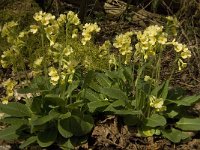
[30, 25, 39, 34]
[33, 57, 43, 68]
[63, 45, 73, 56]
[81, 23, 100, 45]
[1, 78, 17, 103]
[177, 59, 187, 71]
[67, 11, 80, 25]
[48, 67, 59, 85]
[33, 11, 44, 21]
[181, 48, 191, 59]
[57, 14, 66, 25]
[149, 95, 166, 112]
[158, 33, 167, 44]
[72, 29, 78, 38]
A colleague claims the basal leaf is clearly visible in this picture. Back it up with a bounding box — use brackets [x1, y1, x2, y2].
[160, 80, 169, 100]
[58, 115, 94, 137]
[37, 127, 57, 147]
[168, 95, 200, 106]
[88, 101, 110, 112]
[162, 128, 190, 143]
[0, 102, 32, 117]
[19, 136, 37, 149]
[96, 73, 112, 87]
[82, 89, 101, 102]
[176, 118, 200, 131]
[58, 119, 73, 138]
[65, 80, 80, 98]
[145, 114, 166, 127]
[0, 125, 20, 140]
[32, 110, 60, 126]
[100, 88, 128, 101]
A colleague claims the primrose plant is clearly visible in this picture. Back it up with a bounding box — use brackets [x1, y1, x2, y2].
[0, 11, 200, 149]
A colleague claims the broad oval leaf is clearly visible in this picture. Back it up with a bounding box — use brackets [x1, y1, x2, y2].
[96, 73, 112, 87]
[58, 115, 94, 137]
[88, 101, 110, 113]
[0, 102, 32, 117]
[37, 127, 57, 147]
[100, 88, 128, 101]
[162, 128, 190, 143]
[167, 95, 200, 106]
[82, 89, 101, 102]
[176, 118, 200, 131]
[145, 114, 166, 127]
[32, 110, 60, 126]
[0, 125, 20, 140]
[58, 119, 73, 138]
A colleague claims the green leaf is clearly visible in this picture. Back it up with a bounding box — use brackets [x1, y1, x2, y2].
[31, 96, 43, 113]
[123, 67, 133, 82]
[58, 119, 73, 138]
[100, 88, 128, 101]
[89, 81, 102, 93]
[105, 69, 125, 81]
[37, 127, 57, 147]
[19, 136, 37, 149]
[176, 118, 200, 131]
[0, 124, 24, 140]
[123, 115, 141, 126]
[58, 115, 94, 137]
[160, 80, 169, 100]
[0, 126, 19, 140]
[65, 80, 80, 98]
[168, 95, 200, 106]
[0, 102, 32, 117]
[82, 70, 95, 88]
[110, 109, 142, 115]
[32, 110, 60, 126]
[1, 117, 28, 126]
[110, 99, 126, 107]
[88, 101, 110, 112]
[151, 82, 165, 97]
[145, 114, 166, 127]
[162, 128, 190, 143]
[96, 73, 112, 87]
[44, 94, 65, 106]
[82, 89, 101, 102]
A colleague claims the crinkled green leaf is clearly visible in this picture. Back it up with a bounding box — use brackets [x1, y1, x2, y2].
[100, 88, 128, 101]
[0, 102, 32, 117]
[88, 101, 110, 112]
[176, 118, 200, 131]
[37, 127, 57, 147]
[145, 114, 166, 127]
[162, 128, 190, 143]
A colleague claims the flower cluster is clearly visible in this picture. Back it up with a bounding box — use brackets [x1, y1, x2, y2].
[135, 25, 167, 60]
[113, 31, 133, 56]
[81, 23, 100, 45]
[48, 67, 59, 85]
[33, 11, 55, 26]
[1, 21, 19, 45]
[149, 95, 166, 112]
[98, 40, 111, 58]
[67, 11, 80, 25]
[1, 79, 17, 104]
[144, 75, 155, 84]
[0, 49, 13, 68]
[171, 39, 191, 70]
